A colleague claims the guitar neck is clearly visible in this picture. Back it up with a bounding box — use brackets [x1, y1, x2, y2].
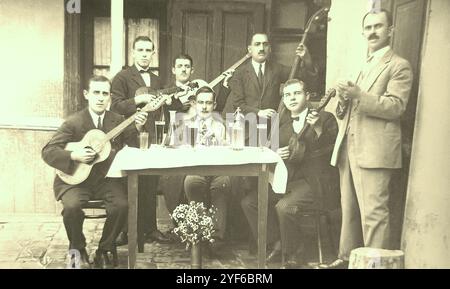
[288, 29, 309, 80]
[104, 113, 137, 143]
[208, 54, 251, 87]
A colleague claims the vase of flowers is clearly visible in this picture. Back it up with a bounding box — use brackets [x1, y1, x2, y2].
[171, 201, 217, 269]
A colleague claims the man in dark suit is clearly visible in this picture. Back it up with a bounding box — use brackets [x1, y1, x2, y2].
[42, 75, 148, 268]
[241, 79, 339, 268]
[222, 32, 318, 245]
[110, 36, 170, 244]
[222, 32, 318, 118]
[325, 9, 413, 269]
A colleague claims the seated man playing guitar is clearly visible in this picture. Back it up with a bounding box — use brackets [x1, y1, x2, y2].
[42, 75, 148, 268]
[241, 79, 339, 268]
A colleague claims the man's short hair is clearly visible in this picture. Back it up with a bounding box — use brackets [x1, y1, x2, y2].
[172, 54, 193, 67]
[249, 32, 270, 45]
[362, 9, 393, 28]
[282, 78, 307, 94]
[132, 36, 154, 50]
[86, 75, 111, 90]
[195, 86, 216, 101]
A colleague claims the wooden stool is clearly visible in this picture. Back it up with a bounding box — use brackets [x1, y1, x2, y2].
[349, 247, 404, 269]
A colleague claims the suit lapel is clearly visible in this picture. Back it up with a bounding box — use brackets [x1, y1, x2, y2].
[261, 61, 272, 97]
[245, 62, 260, 94]
[81, 108, 96, 131]
[361, 49, 393, 91]
[130, 66, 147, 88]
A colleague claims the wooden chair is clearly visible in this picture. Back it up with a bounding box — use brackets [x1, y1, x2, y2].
[82, 199, 107, 219]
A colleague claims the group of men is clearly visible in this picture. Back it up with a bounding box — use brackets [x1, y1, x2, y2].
[42, 9, 412, 269]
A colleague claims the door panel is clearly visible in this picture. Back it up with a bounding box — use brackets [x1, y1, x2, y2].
[382, 0, 427, 249]
[171, 1, 264, 82]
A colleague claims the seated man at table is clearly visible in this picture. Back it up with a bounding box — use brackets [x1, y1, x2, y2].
[183, 86, 231, 254]
[241, 79, 339, 268]
[42, 75, 148, 269]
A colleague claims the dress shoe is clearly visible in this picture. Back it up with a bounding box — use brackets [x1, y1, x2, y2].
[93, 248, 118, 269]
[145, 229, 172, 244]
[318, 259, 348, 269]
[115, 232, 128, 246]
[280, 253, 305, 269]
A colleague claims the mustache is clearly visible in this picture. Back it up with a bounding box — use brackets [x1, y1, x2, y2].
[368, 34, 379, 40]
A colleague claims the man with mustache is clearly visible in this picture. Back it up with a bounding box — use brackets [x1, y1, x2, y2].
[182, 86, 230, 255]
[324, 9, 413, 269]
[111, 36, 171, 246]
[222, 32, 318, 253]
[223, 32, 318, 119]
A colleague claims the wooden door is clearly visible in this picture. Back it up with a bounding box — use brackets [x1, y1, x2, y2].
[381, 0, 427, 249]
[171, 0, 265, 82]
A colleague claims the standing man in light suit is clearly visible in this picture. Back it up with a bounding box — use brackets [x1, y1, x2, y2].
[325, 9, 413, 269]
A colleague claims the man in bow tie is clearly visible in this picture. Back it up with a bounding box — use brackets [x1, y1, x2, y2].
[110, 36, 172, 246]
[241, 79, 339, 268]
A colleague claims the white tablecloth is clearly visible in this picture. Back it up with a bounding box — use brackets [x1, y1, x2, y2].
[107, 145, 288, 194]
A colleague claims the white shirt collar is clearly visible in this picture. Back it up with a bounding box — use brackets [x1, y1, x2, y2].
[367, 46, 391, 63]
[176, 80, 190, 87]
[292, 107, 308, 134]
[251, 60, 265, 76]
[88, 108, 106, 129]
[135, 64, 150, 72]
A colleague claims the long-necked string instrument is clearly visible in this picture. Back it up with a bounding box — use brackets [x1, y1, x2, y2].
[208, 53, 251, 88]
[278, 6, 331, 115]
[266, 6, 331, 148]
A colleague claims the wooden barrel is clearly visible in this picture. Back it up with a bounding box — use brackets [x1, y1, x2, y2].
[349, 247, 404, 269]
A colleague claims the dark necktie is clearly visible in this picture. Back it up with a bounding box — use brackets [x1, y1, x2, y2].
[257, 63, 264, 89]
[97, 116, 102, 130]
[292, 116, 300, 121]
[140, 70, 149, 74]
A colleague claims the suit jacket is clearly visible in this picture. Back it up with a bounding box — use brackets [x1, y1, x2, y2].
[280, 110, 339, 210]
[42, 109, 139, 200]
[222, 60, 318, 116]
[331, 49, 413, 169]
[111, 65, 162, 136]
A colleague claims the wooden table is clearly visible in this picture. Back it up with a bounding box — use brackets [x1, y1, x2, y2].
[126, 163, 270, 269]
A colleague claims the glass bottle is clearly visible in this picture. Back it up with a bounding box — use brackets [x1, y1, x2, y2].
[231, 107, 245, 150]
[164, 110, 178, 147]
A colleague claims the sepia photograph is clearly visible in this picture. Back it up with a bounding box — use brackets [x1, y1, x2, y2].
[0, 0, 448, 274]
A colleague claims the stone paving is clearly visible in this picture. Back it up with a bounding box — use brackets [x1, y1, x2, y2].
[0, 214, 336, 269]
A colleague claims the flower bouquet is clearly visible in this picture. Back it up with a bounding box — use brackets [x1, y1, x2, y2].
[171, 201, 217, 268]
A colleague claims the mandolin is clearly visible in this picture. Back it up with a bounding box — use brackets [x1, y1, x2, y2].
[175, 53, 252, 101]
[135, 82, 199, 112]
[55, 84, 195, 185]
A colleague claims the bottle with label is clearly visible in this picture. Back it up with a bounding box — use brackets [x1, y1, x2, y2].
[231, 107, 245, 150]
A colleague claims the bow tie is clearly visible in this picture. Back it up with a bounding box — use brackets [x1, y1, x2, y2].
[139, 70, 150, 74]
[292, 116, 300, 121]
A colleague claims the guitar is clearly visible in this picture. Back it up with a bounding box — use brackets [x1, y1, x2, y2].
[55, 85, 192, 185]
[287, 88, 336, 162]
[174, 53, 252, 101]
